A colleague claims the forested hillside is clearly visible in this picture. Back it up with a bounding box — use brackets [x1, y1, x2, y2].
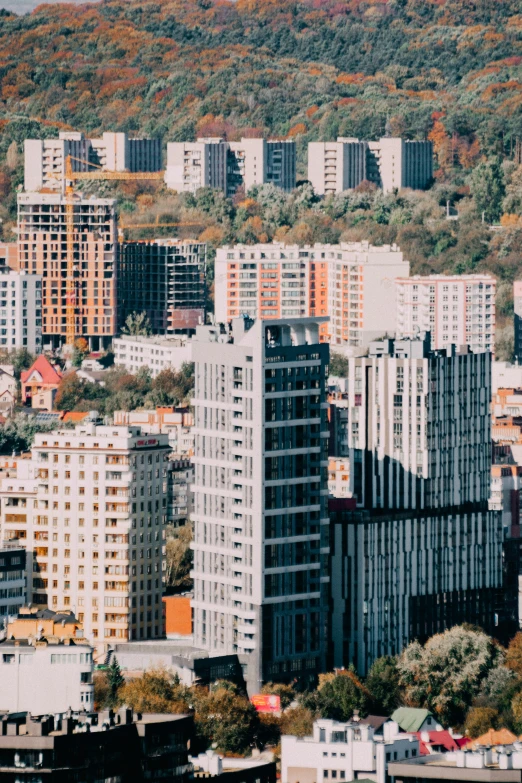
[0, 0, 520, 165]
[0, 0, 521, 356]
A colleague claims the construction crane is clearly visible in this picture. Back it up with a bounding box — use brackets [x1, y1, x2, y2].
[61, 155, 165, 347]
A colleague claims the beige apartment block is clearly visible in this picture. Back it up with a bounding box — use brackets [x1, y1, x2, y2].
[215, 241, 409, 350]
[0, 424, 171, 653]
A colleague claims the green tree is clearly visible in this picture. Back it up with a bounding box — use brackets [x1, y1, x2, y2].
[304, 668, 373, 722]
[122, 311, 153, 336]
[54, 373, 85, 411]
[329, 352, 348, 378]
[470, 157, 505, 224]
[107, 656, 125, 708]
[366, 656, 401, 715]
[398, 626, 504, 727]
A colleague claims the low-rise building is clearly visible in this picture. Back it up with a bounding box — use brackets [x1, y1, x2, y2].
[389, 747, 522, 783]
[0, 708, 193, 783]
[114, 335, 193, 377]
[192, 750, 276, 783]
[0, 365, 17, 413]
[20, 354, 63, 410]
[391, 709, 442, 735]
[0, 610, 94, 714]
[281, 718, 419, 783]
[493, 362, 522, 393]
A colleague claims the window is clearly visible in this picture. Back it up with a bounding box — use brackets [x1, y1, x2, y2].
[2, 654, 14, 663]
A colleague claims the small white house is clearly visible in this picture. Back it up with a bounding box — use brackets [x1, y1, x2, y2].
[0, 639, 94, 714]
[281, 718, 419, 783]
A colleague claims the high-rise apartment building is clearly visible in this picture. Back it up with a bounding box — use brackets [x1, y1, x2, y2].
[117, 239, 206, 334]
[215, 241, 409, 349]
[308, 137, 433, 195]
[328, 336, 501, 672]
[0, 424, 171, 650]
[17, 192, 118, 350]
[191, 317, 330, 693]
[396, 274, 496, 353]
[24, 131, 162, 192]
[0, 266, 42, 353]
[165, 138, 296, 195]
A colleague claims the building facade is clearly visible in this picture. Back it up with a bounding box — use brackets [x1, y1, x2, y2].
[328, 336, 502, 673]
[0, 424, 171, 650]
[0, 545, 26, 621]
[165, 138, 296, 195]
[308, 137, 433, 195]
[117, 239, 206, 334]
[215, 241, 409, 350]
[0, 266, 42, 353]
[24, 131, 162, 192]
[515, 282, 522, 365]
[0, 638, 94, 714]
[0, 710, 193, 783]
[17, 192, 118, 350]
[281, 718, 419, 783]
[191, 318, 330, 693]
[396, 274, 496, 353]
[114, 335, 193, 377]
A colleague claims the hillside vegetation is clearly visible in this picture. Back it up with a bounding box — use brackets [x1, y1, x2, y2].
[0, 0, 521, 354]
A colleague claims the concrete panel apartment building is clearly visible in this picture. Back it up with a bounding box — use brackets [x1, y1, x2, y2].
[165, 138, 296, 195]
[24, 131, 162, 192]
[117, 239, 206, 334]
[17, 192, 118, 350]
[395, 274, 496, 353]
[191, 317, 330, 693]
[0, 424, 171, 651]
[328, 336, 502, 673]
[308, 136, 433, 195]
[214, 241, 409, 350]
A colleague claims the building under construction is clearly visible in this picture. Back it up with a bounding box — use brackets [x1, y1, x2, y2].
[117, 239, 206, 334]
[17, 192, 118, 350]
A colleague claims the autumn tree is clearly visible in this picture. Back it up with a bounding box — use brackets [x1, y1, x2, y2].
[165, 524, 193, 592]
[260, 682, 296, 710]
[506, 633, 522, 676]
[302, 668, 373, 721]
[120, 668, 190, 714]
[280, 706, 315, 738]
[397, 626, 503, 727]
[465, 707, 500, 738]
[193, 685, 259, 753]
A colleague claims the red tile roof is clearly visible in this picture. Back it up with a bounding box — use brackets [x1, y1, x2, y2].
[21, 356, 62, 386]
[415, 730, 467, 755]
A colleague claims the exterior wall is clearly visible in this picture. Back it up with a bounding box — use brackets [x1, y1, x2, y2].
[215, 242, 409, 349]
[163, 595, 192, 638]
[17, 192, 118, 349]
[281, 719, 419, 783]
[117, 240, 206, 335]
[191, 318, 330, 693]
[0, 546, 26, 620]
[0, 425, 171, 650]
[114, 336, 193, 377]
[0, 269, 42, 353]
[165, 139, 295, 195]
[0, 642, 94, 713]
[344, 342, 491, 511]
[24, 132, 162, 191]
[308, 140, 367, 195]
[330, 507, 503, 674]
[308, 138, 432, 195]
[396, 275, 496, 353]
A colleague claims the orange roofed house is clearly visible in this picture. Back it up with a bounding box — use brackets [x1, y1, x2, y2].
[21, 355, 62, 410]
